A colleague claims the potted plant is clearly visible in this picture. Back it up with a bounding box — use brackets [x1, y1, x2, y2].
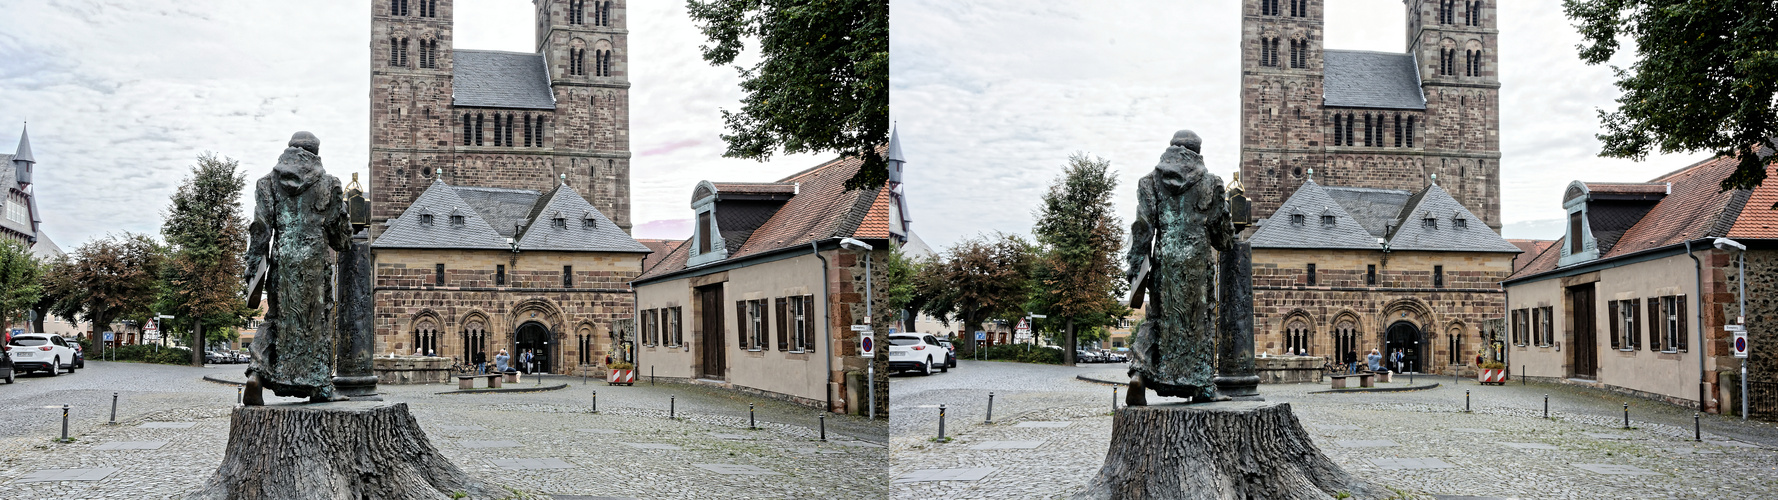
[1477, 361, 1507, 385]
[607, 361, 636, 386]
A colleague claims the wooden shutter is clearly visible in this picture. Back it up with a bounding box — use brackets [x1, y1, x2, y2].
[1630, 300, 1642, 350]
[1676, 295, 1688, 352]
[776, 297, 789, 351]
[1647, 297, 1662, 351]
[736, 301, 749, 350]
[804, 295, 817, 354]
[1608, 301, 1620, 350]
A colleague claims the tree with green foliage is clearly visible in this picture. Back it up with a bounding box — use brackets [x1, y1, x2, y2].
[877, 242, 926, 332]
[1030, 153, 1129, 365]
[43, 233, 166, 354]
[160, 153, 253, 366]
[0, 239, 43, 332]
[686, 0, 889, 190]
[916, 233, 1036, 352]
[1564, 0, 1778, 190]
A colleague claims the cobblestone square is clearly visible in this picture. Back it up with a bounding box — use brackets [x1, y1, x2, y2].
[0, 361, 886, 499]
[891, 360, 1778, 499]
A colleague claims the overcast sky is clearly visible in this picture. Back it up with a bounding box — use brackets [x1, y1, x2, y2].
[0, 0, 828, 249]
[890, 0, 1714, 251]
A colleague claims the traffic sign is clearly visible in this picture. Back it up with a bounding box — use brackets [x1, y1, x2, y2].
[1732, 327, 1749, 358]
[102, 331, 114, 342]
[975, 331, 986, 341]
[1015, 318, 1031, 336]
[860, 336, 874, 357]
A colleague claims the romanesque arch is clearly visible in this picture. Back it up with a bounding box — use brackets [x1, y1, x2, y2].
[509, 298, 566, 373]
[407, 309, 445, 356]
[1278, 309, 1316, 356]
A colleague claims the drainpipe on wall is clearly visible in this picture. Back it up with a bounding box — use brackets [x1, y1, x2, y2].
[812, 241, 833, 413]
[1686, 240, 1707, 412]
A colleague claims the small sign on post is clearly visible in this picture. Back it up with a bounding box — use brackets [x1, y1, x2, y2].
[1729, 325, 1749, 358]
[975, 331, 986, 341]
[1015, 318, 1031, 337]
[102, 331, 115, 342]
[860, 336, 874, 357]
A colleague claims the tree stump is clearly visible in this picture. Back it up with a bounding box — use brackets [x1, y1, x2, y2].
[189, 401, 504, 500]
[1076, 401, 1381, 500]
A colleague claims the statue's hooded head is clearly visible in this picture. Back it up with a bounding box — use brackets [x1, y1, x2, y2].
[275, 131, 326, 191]
[1156, 130, 1205, 194]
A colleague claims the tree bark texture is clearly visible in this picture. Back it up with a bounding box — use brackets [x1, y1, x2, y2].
[189, 401, 502, 500]
[1076, 401, 1380, 500]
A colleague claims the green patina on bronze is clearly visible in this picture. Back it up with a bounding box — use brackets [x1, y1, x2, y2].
[244, 132, 353, 403]
[1125, 130, 1235, 402]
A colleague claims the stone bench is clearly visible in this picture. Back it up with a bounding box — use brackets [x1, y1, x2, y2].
[1359, 372, 1375, 387]
[1376, 371, 1392, 383]
[1329, 374, 1350, 389]
[455, 374, 503, 390]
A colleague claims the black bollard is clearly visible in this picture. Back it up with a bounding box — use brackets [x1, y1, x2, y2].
[1112, 386, 1119, 411]
[1695, 412, 1701, 442]
[670, 395, 676, 420]
[1623, 402, 1630, 429]
[1543, 394, 1549, 419]
[109, 393, 118, 425]
[651, 366, 655, 386]
[938, 404, 947, 440]
[237, 386, 243, 405]
[1521, 365, 1526, 385]
[985, 392, 995, 424]
[60, 404, 69, 442]
[819, 413, 827, 442]
[1465, 390, 1471, 413]
[591, 389, 598, 413]
[749, 403, 756, 429]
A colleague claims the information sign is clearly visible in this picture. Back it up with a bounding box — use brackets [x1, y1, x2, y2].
[975, 331, 986, 341]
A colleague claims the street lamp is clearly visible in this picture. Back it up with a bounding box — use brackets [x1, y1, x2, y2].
[1714, 237, 1748, 421]
[839, 237, 876, 420]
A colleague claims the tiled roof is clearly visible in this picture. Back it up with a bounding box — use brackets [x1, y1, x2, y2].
[710, 182, 797, 196]
[1323, 186, 1413, 238]
[452, 50, 556, 110]
[1729, 164, 1778, 239]
[855, 188, 893, 239]
[1509, 154, 1762, 281]
[1248, 180, 1381, 250]
[1322, 50, 1426, 110]
[1507, 239, 1555, 273]
[454, 185, 543, 238]
[1384, 185, 1522, 253]
[373, 179, 512, 250]
[638, 152, 889, 281]
[637, 239, 684, 270]
[1584, 182, 1669, 195]
[514, 183, 651, 253]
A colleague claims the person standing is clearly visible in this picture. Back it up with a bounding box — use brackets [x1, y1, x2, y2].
[1390, 349, 1404, 373]
[473, 350, 487, 374]
[1344, 350, 1357, 374]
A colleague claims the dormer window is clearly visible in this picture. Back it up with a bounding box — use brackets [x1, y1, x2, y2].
[419, 213, 434, 226]
[552, 212, 568, 229]
[582, 212, 597, 229]
[1453, 213, 1467, 229]
[450, 215, 464, 226]
[698, 212, 713, 253]
[1320, 208, 1336, 227]
[1421, 212, 1438, 229]
[1289, 211, 1305, 226]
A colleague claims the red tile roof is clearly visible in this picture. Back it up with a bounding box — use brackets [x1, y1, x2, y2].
[637, 151, 888, 281]
[636, 238, 684, 271]
[1506, 239, 1555, 272]
[1729, 164, 1778, 239]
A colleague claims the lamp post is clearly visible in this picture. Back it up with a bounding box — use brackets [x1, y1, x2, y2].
[840, 237, 876, 420]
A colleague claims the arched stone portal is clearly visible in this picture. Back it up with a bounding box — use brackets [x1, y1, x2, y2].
[515, 322, 552, 373]
[1384, 321, 1423, 373]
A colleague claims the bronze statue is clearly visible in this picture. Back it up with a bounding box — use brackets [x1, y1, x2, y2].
[1125, 130, 1235, 405]
[243, 132, 353, 404]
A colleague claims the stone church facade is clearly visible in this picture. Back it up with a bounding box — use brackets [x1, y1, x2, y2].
[1237, 0, 1513, 375]
[1240, 0, 1500, 230]
[365, 0, 644, 374]
[370, 0, 631, 237]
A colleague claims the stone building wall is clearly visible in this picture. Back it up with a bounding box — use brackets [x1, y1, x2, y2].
[1724, 249, 1777, 385]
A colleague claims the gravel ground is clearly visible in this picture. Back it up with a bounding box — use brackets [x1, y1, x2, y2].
[0, 361, 886, 499]
[890, 360, 1778, 499]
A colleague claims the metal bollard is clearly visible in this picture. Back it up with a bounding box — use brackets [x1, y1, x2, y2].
[985, 392, 995, 424]
[1465, 390, 1471, 413]
[749, 403, 756, 429]
[1695, 412, 1701, 442]
[109, 393, 118, 425]
[1521, 365, 1526, 385]
[591, 389, 598, 413]
[1623, 402, 1630, 429]
[1112, 386, 1119, 411]
[60, 404, 69, 442]
[651, 366, 655, 386]
[670, 395, 676, 420]
[1543, 394, 1549, 419]
[938, 404, 947, 440]
[819, 413, 827, 442]
[237, 386, 243, 405]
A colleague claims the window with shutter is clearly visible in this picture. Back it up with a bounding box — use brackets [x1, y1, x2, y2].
[1608, 301, 1620, 350]
[1647, 297, 1661, 351]
[1676, 296, 1688, 352]
[803, 295, 817, 353]
[736, 301, 749, 350]
[1629, 300, 1641, 350]
[776, 298, 789, 351]
[1541, 307, 1554, 345]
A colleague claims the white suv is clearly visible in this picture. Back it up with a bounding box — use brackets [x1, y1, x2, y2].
[7, 333, 77, 376]
[888, 333, 947, 375]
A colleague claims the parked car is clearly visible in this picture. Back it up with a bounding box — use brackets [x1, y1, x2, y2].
[0, 347, 13, 384]
[1076, 350, 1102, 363]
[6, 333, 78, 376]
[61, 337, 84, 369]
[935, 339, 958, 368]
[888, 333, 947, 375]
[205, 351, 242, 364]
[1104, 350, 1128, 363]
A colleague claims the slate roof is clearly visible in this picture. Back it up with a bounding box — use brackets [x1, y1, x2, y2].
[1509, 153, 1767, 281]
[12, 125, 32, 163]
[1385, 185, 1522, 252]
[514, 184, 650, 253]
[1322, 50, 1426, 110]
[1251, 180, 1518, 254]
[1249, 180, 1383, 250]
[452, 50, 556, 110]
[374, 179, 647, 253]
[710, 182, 797, 196]
[639, 152, 890, 281]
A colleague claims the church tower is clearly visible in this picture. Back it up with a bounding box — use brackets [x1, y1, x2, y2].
[1238, 0, 1327, 224]
[1407, 0, 1500, 230]
[370, 0, 456, 237]
[537, 0, 632, 231]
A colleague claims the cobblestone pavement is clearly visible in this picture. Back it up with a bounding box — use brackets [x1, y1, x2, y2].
[0, 361, 886, 499]
[891, 360, 1778, 499]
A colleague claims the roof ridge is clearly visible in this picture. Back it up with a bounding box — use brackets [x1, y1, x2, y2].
[1323, 49, 1412, 57]
[453, 49, 542, 56]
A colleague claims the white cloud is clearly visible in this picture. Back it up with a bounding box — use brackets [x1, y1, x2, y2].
[0, 0, 827, 248]
[891, 0, 1712, 250]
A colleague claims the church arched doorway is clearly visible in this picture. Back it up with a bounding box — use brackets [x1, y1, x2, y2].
[515, 322, 552, 374]
[1384, 321, 1423, 373]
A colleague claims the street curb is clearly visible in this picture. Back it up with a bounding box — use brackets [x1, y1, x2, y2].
[202, 375, 245, 386]
[1076, 374, 1129, 386]
[1307, 383, 1441, 394]
[436, 383, 569, 395]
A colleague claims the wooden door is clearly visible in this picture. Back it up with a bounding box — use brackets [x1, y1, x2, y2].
[698, 285, 726, 380]
[1570, 284, 1597, 379]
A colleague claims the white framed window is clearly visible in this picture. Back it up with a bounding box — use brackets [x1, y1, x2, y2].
[748, 300, 766, 350]
[669, 307, 684, 347]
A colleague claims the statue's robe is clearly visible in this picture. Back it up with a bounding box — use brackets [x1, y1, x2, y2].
[244, 146, 351, 399]
[1126, 145, 1234, 398]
